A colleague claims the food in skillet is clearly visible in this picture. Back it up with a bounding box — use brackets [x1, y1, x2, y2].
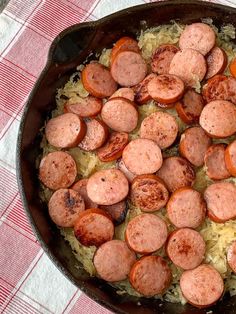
[38, 21, 236, 308]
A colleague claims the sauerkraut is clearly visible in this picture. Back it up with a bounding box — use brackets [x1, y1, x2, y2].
[40, 21, 236, 304]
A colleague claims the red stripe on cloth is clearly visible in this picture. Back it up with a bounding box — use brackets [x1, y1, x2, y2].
[3, 293, 43, 314]
[69, 293, 112, 314]
[5, 0, 42, 22]
[0, 62, 34, 116]
[5, 196, 36, 240]
[0, 222, 41, 286]
[28, 0, 88, 39]
[3, 26, 51, 77]
[0, 283, 12, 305]
[0, 167, 18, 217]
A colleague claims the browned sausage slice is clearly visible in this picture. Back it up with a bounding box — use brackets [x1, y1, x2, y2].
[151, 44, 179, 74]
[205, 47, 227, 79]
[39, 151, 77, 190]
[78, 119, 108, 151]
[72, 179, 97, 209]
[180, 264, 224, 308]
[100, 201, 128, 225]
[204, 144, 230, 180]
[111, 51, 147, 87]
[109, 88, 134, 101]
[225, 140, 236, 176]
[97, 132, 129, 162]
[129, 256, 172, 297]
[87, 169, 129, 205]
[166, 228, 206, 270]
[125, 214, 168, 254]
[204, 182, 236, 222]
[116, 158, 136, 182]
[203, 75, 236, 105]
[74, 208, 114, 247]
[175, 89, 204, 124]
[169, 48, 207, 87]
[122, 139, 163, 175]
[110, 36, 140, 64]
[101, 97, 138, 132]
[81, 63, 117, 98]
[64, 96, 102, 117]
[147, 74, 184, 104]
[227, 241, 236, 273]
[179, 23, 216, 56]
[156, 156, 195, 193]
[202, 74, 227, 103]
[167, 187, 206, 229]
[133, 73, 156, 104]
[45, 113, 86, 148]
[179, 126, 212, 167]
[140, 111, 178, 149]
[94, 240, 136, 282]
[199, 100, 236, 138]
[48, 188, 85, 227]
[130, 174, 169, 212]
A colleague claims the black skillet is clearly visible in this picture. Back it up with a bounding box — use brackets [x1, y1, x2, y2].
[16, 1, 236, 313]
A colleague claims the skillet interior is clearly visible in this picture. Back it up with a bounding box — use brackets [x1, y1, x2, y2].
[16, 1, 236, 313]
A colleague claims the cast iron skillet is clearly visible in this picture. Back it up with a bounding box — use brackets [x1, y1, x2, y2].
[16, 1, 236, 313]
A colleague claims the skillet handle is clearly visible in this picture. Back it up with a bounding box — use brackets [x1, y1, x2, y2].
[47, 22, 97, 64]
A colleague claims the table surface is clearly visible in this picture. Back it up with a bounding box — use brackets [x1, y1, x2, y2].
[0, 0, 236, 313]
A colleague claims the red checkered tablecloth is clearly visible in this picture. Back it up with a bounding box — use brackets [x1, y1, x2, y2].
[0, 0, 235, 313]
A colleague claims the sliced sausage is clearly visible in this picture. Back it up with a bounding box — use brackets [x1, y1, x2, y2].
[151, 44, 179, 74]
[147, 74, 184, 104]
[227, 241, 236, 273]
[97, 132, 129, 162]
[166, 228, 206, 270]
[111, 51, 147, 87]
[74, 208, 114, 247]
[94, 240, 136, 282]
[179, 126, 212, 167]
[202, 74, 228, 103]
[111, 36, 140, 64]
[204, 182, 236, 222]
[205, 47, 227, 79]
[203, 75, 236, 105]
[179, 23, 216, 56]
[169, 48, 207, 87]
[87, 169, 129, 205]
[100, 200, 128, 225]
[125, 214, 168, 254]
[140, 111, 178, 149]
[72, 179, 97, 209]
[101, 97, 138, 132]
[225, 139, 236, 176]
[109, 87, 134, 101]
[78, 118, 108, 151]
[167, 187, 206, 229]
[175, 89, 204, 124]
[64, 96, 102, 117]
[133, 73, 156, 104]
[204, 144, 230, 180]
[48, 188, 85, 227]
[199, 100, 236, 138]
[45, 113, 86, 148]
[180, 264, 224, 308]
[39, 151, 77, 190]
[157, 156, 195, 193]
[81, 62, 117, 98]
[122, 139, 163, 175]
[230, 57, 236, 77]
[129, 255, 172, 297]
[130, 174, 169, 212]
[116, 158, 136, 182]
